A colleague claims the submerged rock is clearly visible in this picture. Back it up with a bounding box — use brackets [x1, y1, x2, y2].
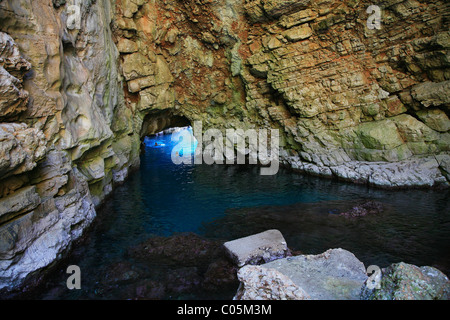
[202, 258, 239, 292]
[361, 262, 450, 300]
[2, 0, 450, 295]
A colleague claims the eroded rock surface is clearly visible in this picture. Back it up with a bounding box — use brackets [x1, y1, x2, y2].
[237, 248, 369, 300]
[1, 0, 449, 294]
[339, 201, 384, 218]
[234, 265, 311, 300]
[233, 246, 450, 300]
[111, 0, 450, 186]
[361, 262, 450, 300]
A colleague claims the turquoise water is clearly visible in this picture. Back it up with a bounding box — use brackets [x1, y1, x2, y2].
[34, 127, 450, 299]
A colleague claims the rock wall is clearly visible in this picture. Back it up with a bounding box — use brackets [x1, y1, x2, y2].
[0, 0, 139, 292]
[0, 0, 449, 293]
[252, 0, 450, 186]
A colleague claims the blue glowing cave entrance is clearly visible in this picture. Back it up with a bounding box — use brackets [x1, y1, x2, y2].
[144, 126, 198, 160]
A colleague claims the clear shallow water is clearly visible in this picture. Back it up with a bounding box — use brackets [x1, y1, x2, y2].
[34, 128, 450, 299]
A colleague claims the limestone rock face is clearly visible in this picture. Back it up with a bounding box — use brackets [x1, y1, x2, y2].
[233, 248, 450, 300]
[0, 32, 31, 119]
[0, 186, 41, 225]
[0, 123, 46, 179]
[241, 1, 450, 187]
[234, 248, 368, 300]
[234, 265, 311, 300]
[1, 0, 450, 294]
[361, 262, 450, 300]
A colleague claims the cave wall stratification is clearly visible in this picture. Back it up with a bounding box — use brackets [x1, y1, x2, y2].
[0, 0, 449, 293]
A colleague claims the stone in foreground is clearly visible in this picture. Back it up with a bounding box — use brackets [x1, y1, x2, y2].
[224, 229, 289, 267]
[235, 248, 368, 300]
